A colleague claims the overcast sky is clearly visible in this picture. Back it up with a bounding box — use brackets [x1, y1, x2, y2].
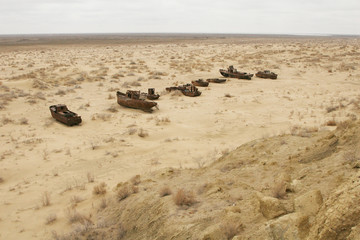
[0, 0, 359, 35]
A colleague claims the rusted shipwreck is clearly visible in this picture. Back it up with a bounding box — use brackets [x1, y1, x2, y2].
[219, 65, 253, 80]
[206, 78, 226, 83]
[166, 84, 201, 97]
[141, 88, 160, 100]
[255, 70, 278, 79]
[116, 90, 158, 112]
[49, 104, 82, 126]
[191, 79, 209, 87]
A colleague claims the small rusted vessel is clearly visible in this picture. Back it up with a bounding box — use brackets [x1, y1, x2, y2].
[146, 88, 160, 100]
[116, 90, 157, 112]
[165, 84, 201, 97]
[219, 65, 253, 80]
[255, 70, 278, 79]
[191, 79, 209, 87]
[181, 85, 201, 97]
[49, 104, 82, 126]
[206, 78, 226, 83]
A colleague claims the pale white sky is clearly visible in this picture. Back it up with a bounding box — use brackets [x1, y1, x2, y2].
[0, 0, 359, 35]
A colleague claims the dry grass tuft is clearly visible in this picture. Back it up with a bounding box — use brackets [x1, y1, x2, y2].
[173, 189, 196, 206]
[45, 213, 57, 225]
[107, 104, 118, 113]
[99, 198, 108, 210]
[19, 117, 29, 125]
[65, 207, 92, 225]
[222, 222, 244, 240]
[93, 182, 107, 195]
[117, 185, 131, 201]
[130, 175, 141, 185]
[224, 93, 233, 98]
[70, 195, 85, 206]
[326, 119, 337, 126]
[138, 128, 149, 138]
[159, 186, 172, 197]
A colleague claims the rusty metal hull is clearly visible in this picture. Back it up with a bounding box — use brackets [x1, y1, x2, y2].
[192, 80, 209, 87]
[49, 104, 82, 126]
[206, 78, 226, 83]
[182, 90, 201, 97]
[219, 69, 253, 80]
[255, 71, 277, 79]
[116, 91, 157, 112]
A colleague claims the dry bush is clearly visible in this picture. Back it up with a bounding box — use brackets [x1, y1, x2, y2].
[155, 117, 171, 125]
[222, 222, 244, 240]
[91, 113, 111, 121]
[117, 185, 131, 201]
[130, 175, 141, 185]
[1, 116, 14, 125]
[127, 128, 137, 135]
[19, 117, 28, 125]
[138, 128, 149, 138]
[87, 172, 94, 183]
[173, 189, 196, 206]
[107, 104, 118, 113]
[65, 207, 92, 225]
[45, 213, 57, 225]
[290, 125, 318, 137]
[0, 177, 4, 183]
[93, 182, 107, 195]
[70, 195, 85, 206]
[108, 93, 115, 99]
[42, 191, 51, 206]
[159, 186, 172, 197]
[272, 180, 287, 199]
[224, 93, 233, 98]
[55, 89, 66, 96]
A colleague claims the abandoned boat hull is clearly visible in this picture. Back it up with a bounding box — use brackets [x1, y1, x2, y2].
[116, 91, 157, 112]
[255, 71, 278, 79]
[206, 78, 226, 83]
[219, 69, 253, 80]
[49, 105, 82, 126]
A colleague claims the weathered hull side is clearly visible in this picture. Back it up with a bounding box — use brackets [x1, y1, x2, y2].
[219, 70, 253, 80]
[50, 111, 82, 126]
[116, 92, 157, 112]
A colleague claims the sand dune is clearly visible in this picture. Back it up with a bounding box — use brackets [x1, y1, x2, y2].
[0, 35, 359, 239]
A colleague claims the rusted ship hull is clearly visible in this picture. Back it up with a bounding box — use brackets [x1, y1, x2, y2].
[219, 69, 253, 80]
[182, 90, 201, 97]
[255, 72, 277, 79]
[206, 78, 226, 83]
[49, 105, 82, 126]
[192, 80, 209, 87]
[116, 91, 157, 112]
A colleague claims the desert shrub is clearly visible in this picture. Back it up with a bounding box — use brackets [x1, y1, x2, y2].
[99, 198, 107, 209]
[173, 189, 196, 206]
[138, 128, 149, 138]
[224, 93, 232, 98]
[0, 177, 4, 183]
[222, 222, 244, 240]
[130, 175, 141, 185]
[45, 213, 57, 225]
[159, 186, 172, 197]
[65, 207, 92, 224]
[107, 105, 118, 113]
[117, 185, 131, 201]
[55, 89, 66, 96]
[93, 182, 107, 195]
[70, 195, 84, 206]
[19, 117, 28, 125]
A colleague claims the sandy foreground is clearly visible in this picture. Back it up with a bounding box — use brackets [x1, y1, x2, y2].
[0, 35, 360, 239]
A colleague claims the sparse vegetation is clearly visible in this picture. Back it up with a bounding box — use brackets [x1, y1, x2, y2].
[138, 128, 149, 138]
[272, 180, 287, 199]
[173, 189, 196, 206]
[222, 222, 244, 240]
[45, 213, 57, 225]
[87, 172, 94, 183]
[93, 182, 107, 195]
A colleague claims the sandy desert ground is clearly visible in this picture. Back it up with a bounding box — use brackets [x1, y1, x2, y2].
[0, 35, 360, 239]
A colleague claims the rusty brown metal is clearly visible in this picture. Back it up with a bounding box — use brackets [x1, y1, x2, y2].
[117, 90, 158, 112]
[165, 84, 201, 97]
[144, 88, 160, 100]
[49, 104, 82, 126]
[255, 70, 278, 79]
[191, 79, 209, 87]
[219, 65, 253, 80]
[206, 78, 226, 83]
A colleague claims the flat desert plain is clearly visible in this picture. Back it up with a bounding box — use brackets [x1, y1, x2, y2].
[0, 35, 360, 239]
